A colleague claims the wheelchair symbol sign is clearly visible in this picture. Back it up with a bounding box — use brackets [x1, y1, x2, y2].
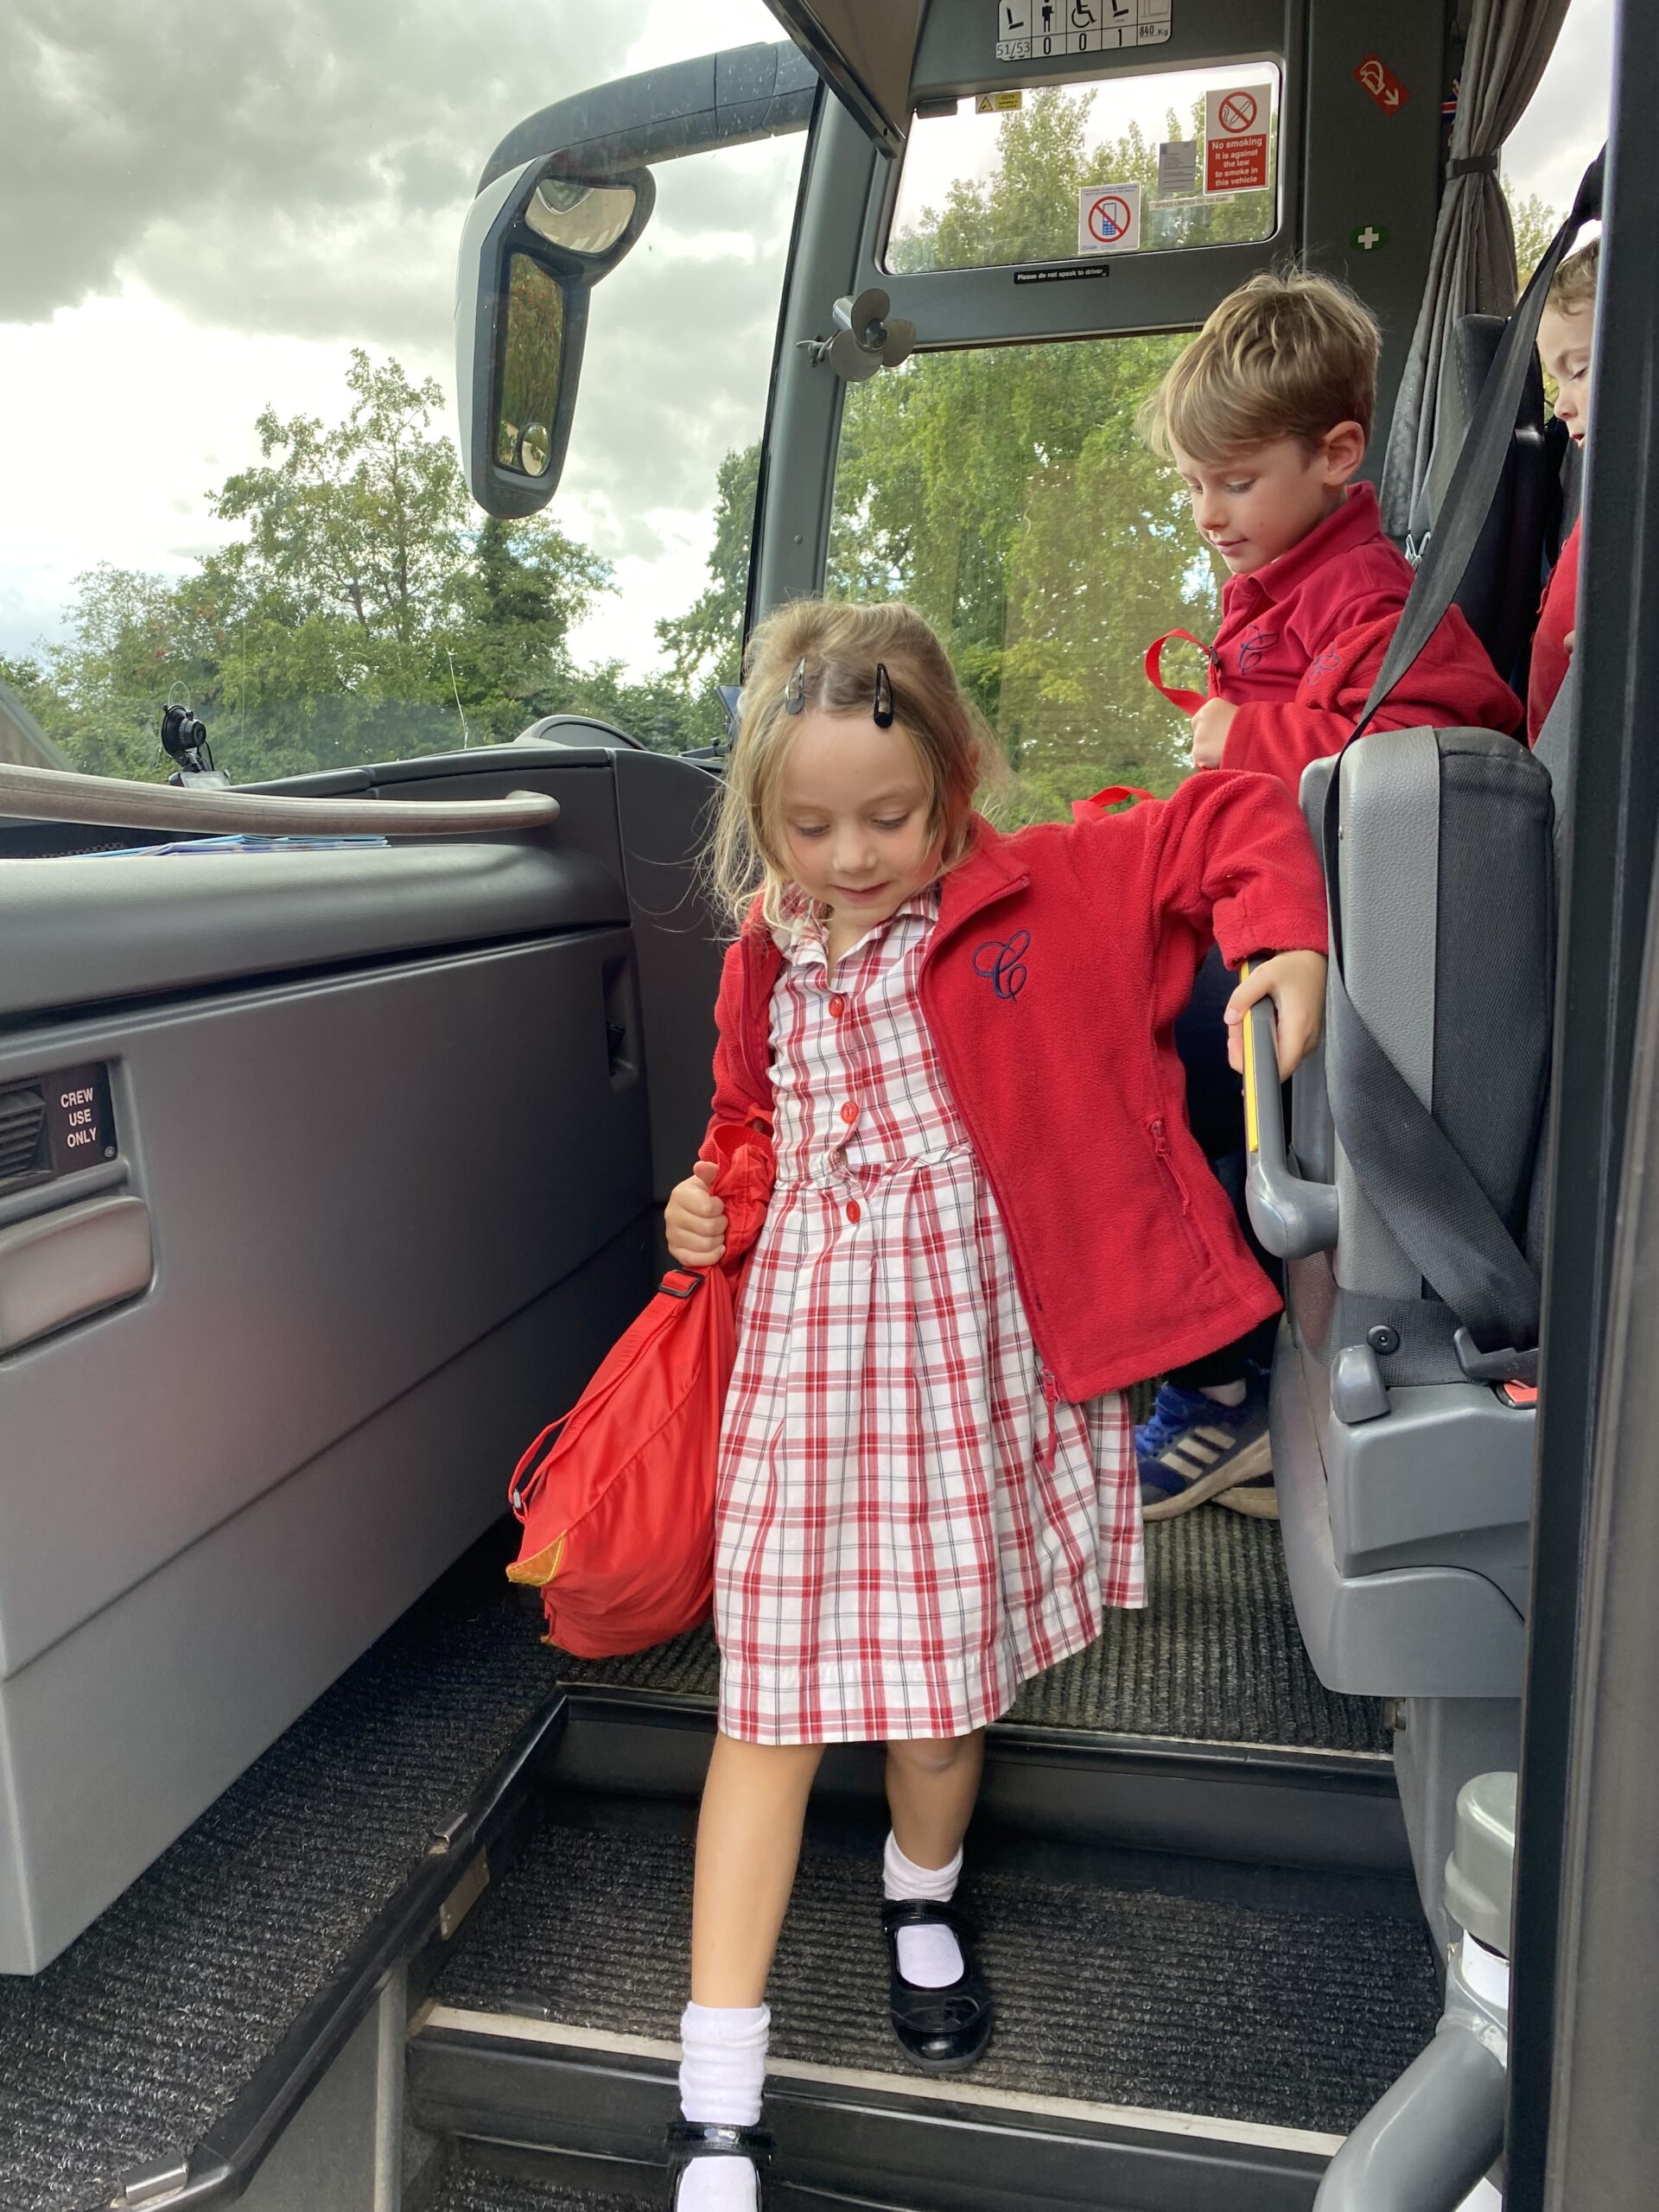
[1077, 181, 1141, 254]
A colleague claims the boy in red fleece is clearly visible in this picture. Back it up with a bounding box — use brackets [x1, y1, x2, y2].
[1140, 270, 1521, 789]
[1130, 271, 1520, 1516]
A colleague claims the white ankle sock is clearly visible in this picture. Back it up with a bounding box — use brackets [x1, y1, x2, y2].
[677, 2001, 768, 2212]
[883, 1831, 965, 1987]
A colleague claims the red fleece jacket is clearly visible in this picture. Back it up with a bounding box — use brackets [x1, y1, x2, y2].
[1527, 516, 1580, 742]
[700, 772, 1329, 1401]
[1169, 483, 1522, 791]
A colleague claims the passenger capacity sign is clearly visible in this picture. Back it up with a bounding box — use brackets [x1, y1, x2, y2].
[1077, 181, 1141, 255]
[1204, 81, 1272, 194]
[995, 0, 1171, 64]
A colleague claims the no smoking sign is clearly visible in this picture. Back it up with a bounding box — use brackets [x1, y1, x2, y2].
[1077, 180, 1141, 256]
[1204, 80, 1273, 194]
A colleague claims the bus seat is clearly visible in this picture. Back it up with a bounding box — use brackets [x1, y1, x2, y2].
[1407, 314, 1548, 686]
[1254, 725, 1554, 1940]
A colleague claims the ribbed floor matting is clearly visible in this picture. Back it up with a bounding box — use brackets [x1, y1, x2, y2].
[559, 1512, 1389, 1754]
[434, 2155, 652, 2212]
[0, 1532, 551, 2212]
[433, 1817, 1437, 2137]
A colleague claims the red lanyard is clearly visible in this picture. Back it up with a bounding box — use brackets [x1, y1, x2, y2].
[1144, 629, 1221, 715]
[1071, 783, 1157, 822]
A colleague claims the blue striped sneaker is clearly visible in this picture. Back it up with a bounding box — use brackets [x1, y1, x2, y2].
[1136, 1373, 1274, 1519]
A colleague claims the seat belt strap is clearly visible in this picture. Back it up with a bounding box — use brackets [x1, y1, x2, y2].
[1316, 148, 1601, 1357]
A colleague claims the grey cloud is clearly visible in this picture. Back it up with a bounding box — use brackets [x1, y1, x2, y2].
[2, 0, 659, 333]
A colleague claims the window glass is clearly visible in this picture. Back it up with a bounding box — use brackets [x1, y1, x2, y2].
[888, 69, 1281, 272]
[830, 331, 1211, 822]
[0, 0, 800, 784]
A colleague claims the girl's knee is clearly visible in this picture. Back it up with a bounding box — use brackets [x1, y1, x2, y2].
[887, 1731, 981, 1777]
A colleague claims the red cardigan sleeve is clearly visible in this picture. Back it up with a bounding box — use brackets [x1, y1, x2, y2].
[1086, 770, 1329, 969]
[1221, 602, 1522, 791]
[699, 933, 774, 1160]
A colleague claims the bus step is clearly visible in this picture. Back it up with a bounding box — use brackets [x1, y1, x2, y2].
[407, 1804, 1439, 2209]
[413, 2023, 1339, 2211]
[545, 1687, 1409, 1877]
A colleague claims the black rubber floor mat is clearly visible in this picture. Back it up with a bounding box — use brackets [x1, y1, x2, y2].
[556, 1514, 1389, 1754]
[430, 1815, 1438, 2137]
[0, 1529, 553, 2212]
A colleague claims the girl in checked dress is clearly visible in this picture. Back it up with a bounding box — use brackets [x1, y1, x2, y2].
[660, 599, 1328, 2211]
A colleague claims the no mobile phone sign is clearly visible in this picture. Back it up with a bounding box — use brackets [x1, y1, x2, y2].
[1204, 81, 1272, 194]
[1077, 181, 1141, 256]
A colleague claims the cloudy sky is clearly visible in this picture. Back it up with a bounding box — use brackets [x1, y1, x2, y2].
[0, 0, 1615, 682]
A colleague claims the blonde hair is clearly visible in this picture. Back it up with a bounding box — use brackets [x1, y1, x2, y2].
[1547, 236, 1599, 317]
[1139, 270, 1381, 464]
[709, 599, 993, 934]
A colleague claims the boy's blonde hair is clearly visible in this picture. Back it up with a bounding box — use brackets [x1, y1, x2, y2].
[1547, 236, 1599, 317]
[709, 599, 993, 934]
[1139, 270, 1381, 464]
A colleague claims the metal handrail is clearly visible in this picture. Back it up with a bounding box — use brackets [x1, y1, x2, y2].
[0, 762, 560, 838]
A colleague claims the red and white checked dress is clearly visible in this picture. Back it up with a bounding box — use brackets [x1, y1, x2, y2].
[714, 888, 1144, 1746]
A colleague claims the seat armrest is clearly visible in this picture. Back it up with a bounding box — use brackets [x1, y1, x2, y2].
[1243, 987, 1339, 1259]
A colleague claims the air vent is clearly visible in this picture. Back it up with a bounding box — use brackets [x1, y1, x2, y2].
[0, 1086, 48, 1187]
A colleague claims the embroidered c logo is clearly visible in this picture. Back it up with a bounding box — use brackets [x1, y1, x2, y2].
[1237, 627, 1280, 672]
[973, 930, 1030, 1001]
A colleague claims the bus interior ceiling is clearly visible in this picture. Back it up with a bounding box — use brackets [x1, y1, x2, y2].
[0, 2, 1647, 2210]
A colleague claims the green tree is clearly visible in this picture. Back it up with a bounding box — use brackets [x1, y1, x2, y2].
[1506, 187, 1560, 289]
[28, 351, 625, 782]
[655, 442, 760, 750]
[212, 350, 467, 647]
[442, 513, 613, 745]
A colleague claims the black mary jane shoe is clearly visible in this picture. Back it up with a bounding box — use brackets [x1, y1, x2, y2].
[880, 1897, 995, 2073]
[665, 2119, 773, 2208]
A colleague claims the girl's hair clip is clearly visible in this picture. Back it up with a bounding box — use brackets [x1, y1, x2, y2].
[783, 656, 807, 715]
[873, 662, 894, 728]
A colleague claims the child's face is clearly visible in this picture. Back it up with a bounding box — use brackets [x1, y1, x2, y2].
[1539, 301, 1595, 447]
[1173, 425, 1364, 576]
[779, 709, 940, 934]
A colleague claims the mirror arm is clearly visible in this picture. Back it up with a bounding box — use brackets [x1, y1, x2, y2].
[478, 41, 817, 194]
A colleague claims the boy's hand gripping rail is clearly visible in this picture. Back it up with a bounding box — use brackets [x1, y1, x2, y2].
[1240, 963, 1339, 1260]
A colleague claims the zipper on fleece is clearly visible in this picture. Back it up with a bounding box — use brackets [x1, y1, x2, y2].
[1147, 1115, 1207, 1263]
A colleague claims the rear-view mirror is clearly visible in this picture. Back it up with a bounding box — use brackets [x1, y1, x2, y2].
[457, 165, 654, 517]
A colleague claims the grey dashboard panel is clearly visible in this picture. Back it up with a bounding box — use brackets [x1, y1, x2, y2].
[0, 783, 626, 1024]
[0, 744, 727, 1969]
[0, 928, 649, 1681]
[0, 1227, 649, 1974]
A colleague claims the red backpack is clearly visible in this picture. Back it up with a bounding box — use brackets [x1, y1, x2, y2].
[505, 1122, 774, 1657]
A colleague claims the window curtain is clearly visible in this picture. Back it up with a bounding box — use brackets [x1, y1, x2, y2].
[1378, 0, 1571, 542]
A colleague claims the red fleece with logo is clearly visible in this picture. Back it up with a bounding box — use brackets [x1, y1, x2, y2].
[1180, 482, 1522, 791]
[699, 775, 1329, 1402]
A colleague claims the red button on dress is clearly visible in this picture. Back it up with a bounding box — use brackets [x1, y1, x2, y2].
[839, 1102, 857, 1124]
[829, 995, 847, 1018]
[846, 1199, 861, 1224]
